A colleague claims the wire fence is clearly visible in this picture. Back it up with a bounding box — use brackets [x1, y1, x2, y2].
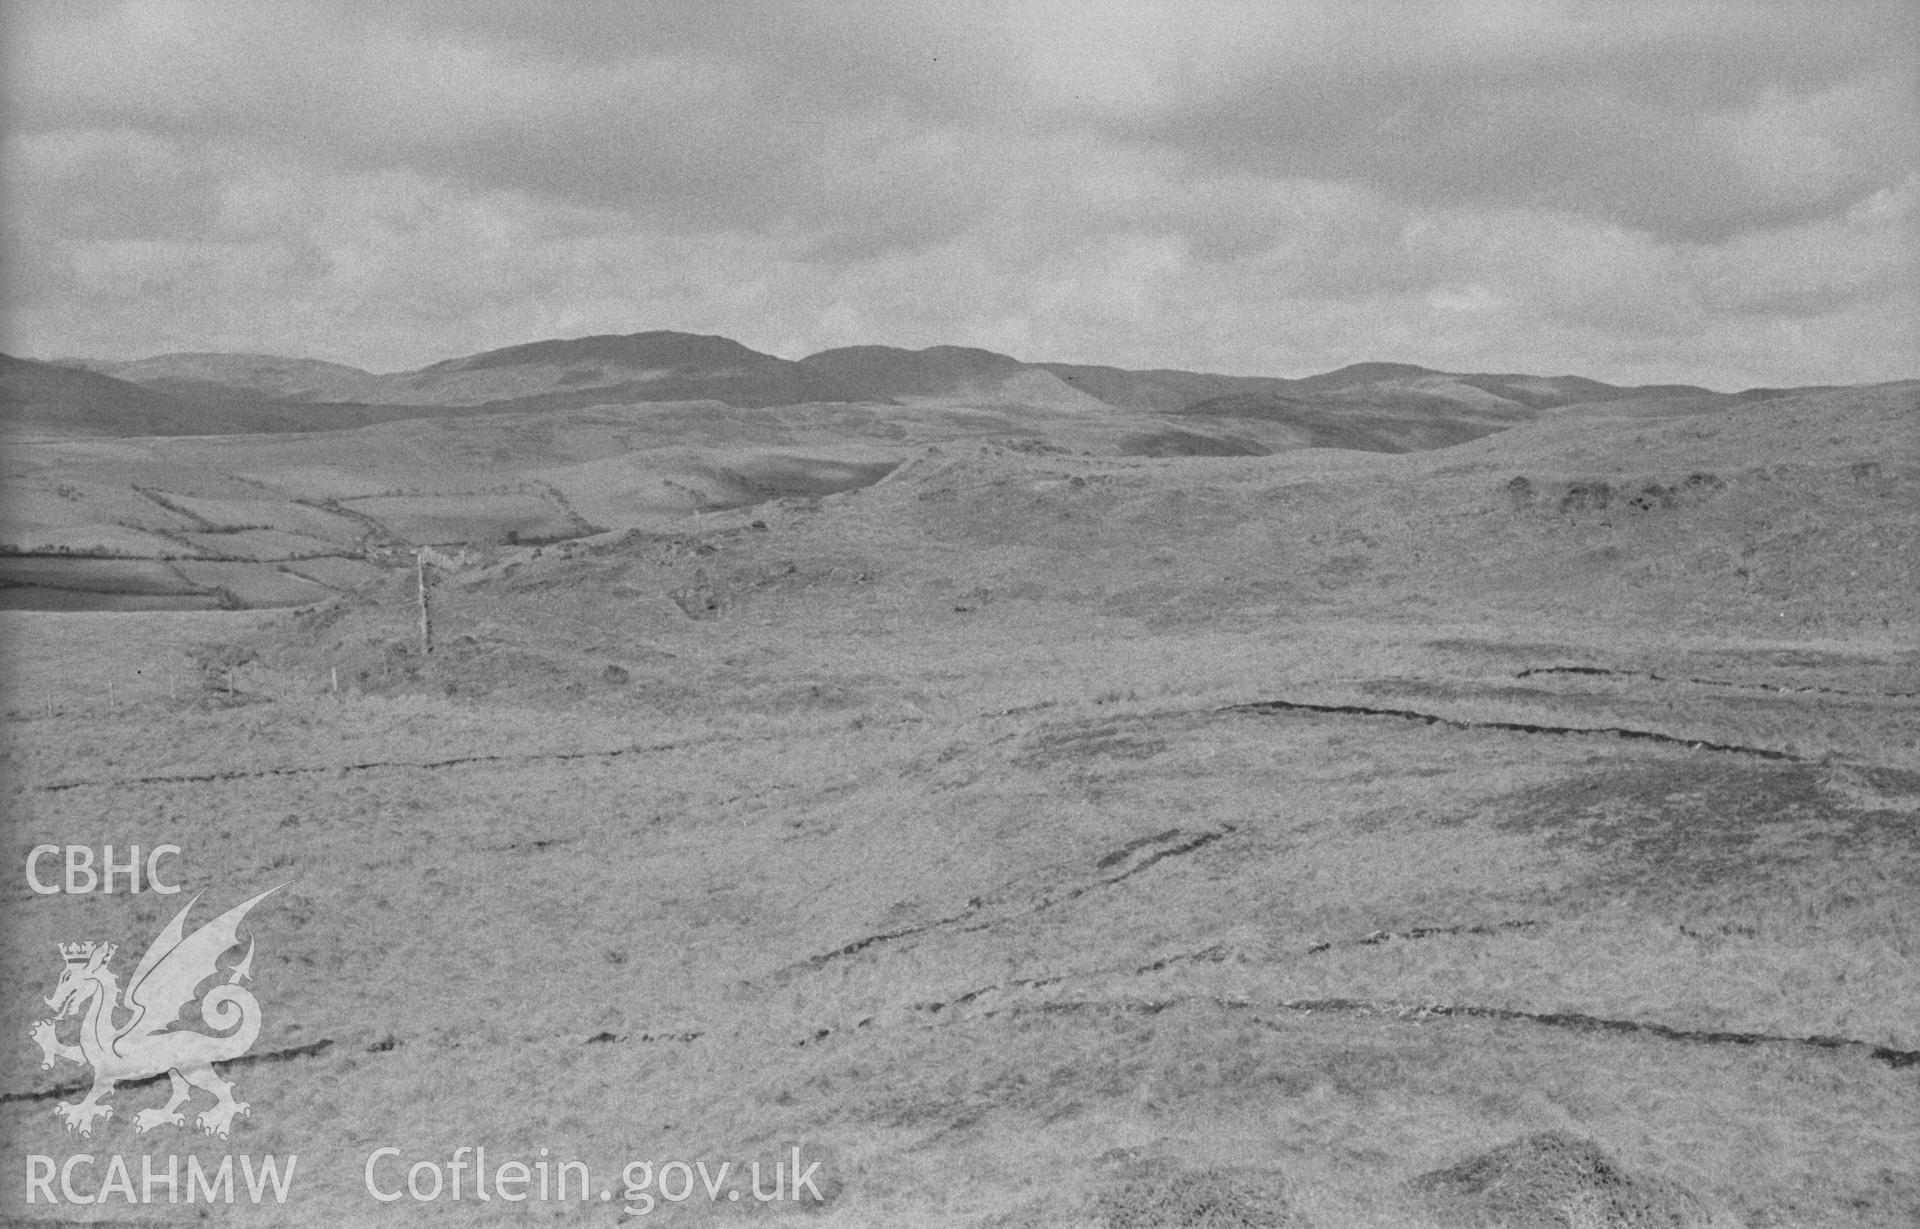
[10, 661, 362, 719]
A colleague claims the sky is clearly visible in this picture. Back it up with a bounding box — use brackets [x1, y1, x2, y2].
[4, 1, 1915, 389]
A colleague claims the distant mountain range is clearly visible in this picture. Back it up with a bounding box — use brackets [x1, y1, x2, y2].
[0, 329, 1859, 451]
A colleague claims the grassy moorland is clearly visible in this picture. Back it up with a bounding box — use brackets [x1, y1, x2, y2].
[2, 380, 1917, 1226]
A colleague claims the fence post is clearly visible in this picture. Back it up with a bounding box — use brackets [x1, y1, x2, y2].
[416, 549, 433, 656]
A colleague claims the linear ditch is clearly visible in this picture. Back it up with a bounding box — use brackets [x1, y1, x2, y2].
[1304, 919, 1542, 955]
[1514, 664, 1919, 700]
[943, 994, 1920, 1070]
[1224, 697, 1802, 760]
[32, 676, 1849, 794]
[791, 918, 1918, 1071]
[3, 1039, 336, 1105]
[584, 1030, 704, 1045]
[33, 737, 715, 793]
[798, 827, 1233, 970]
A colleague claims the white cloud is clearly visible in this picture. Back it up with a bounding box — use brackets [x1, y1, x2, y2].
[3, 1, 1913, 387]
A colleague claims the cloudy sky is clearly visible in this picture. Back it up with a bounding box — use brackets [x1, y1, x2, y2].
[5, 1, 1915, 388]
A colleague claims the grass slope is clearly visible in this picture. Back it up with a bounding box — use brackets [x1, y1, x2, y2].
[1, 379, 1913, 1226]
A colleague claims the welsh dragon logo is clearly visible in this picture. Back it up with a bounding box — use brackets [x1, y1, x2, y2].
[28, 885, 284, 1139]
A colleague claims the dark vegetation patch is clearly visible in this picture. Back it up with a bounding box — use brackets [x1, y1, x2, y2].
[1409, 1131, 1716, 1228]
[1424, 638, 1583, 659]
[1558, 480, 1613, 514]
[1493, 760, 1913, 893]
[1693, 647, 1906, 672]
[1625, 481, 1676, 512]
[1094, 1160, 1304, 1229]
[1501, 471, 1724, 520]
[1856, 765, 1920, 796]
[1175, 392, 1500, 451]
[1119, 429, 1270, 458]
[693, 458, 900, 509]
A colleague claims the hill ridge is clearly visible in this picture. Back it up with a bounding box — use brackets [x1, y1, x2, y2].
[15, 329, 1902, 444]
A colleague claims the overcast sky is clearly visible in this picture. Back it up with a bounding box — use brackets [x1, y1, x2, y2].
[5, 1, 1915, 388]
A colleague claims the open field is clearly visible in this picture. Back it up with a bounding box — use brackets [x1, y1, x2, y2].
[2, 379, 1916, 1226]
[8, 0, 1917, 1213]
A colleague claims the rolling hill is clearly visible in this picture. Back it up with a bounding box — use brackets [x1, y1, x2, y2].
[1, 354, 487, 437]
[32, 330, 1768, 449]
[0, 354, 254, 436]
[3, 335, 1915, 1226]
[229, 376, 1916, 702]
[7, 327, 1911, 612]
[59, 352, 382, 402]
